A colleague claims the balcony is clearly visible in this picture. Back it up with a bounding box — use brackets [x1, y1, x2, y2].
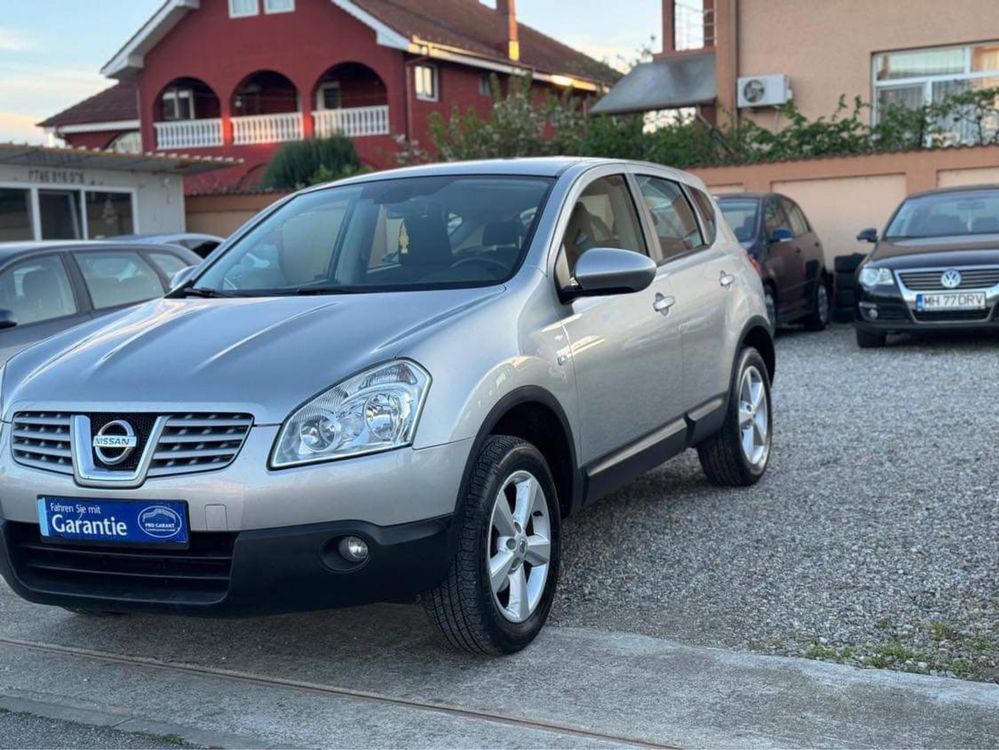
[154, 118, 224, 149]
[232, 112, 305, 145]
[313, 105, 390, 138]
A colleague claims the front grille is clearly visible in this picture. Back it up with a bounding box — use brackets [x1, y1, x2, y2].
[147, 413, 253, 478]
[899, 267, 999, 291]
[10, 411, 253, 481]
[10, 412, 74, 476]
[912, 308, 994, 322]
[7, 521, 236, 602]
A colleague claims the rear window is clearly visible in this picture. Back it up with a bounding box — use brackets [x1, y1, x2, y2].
[718, 199, 759, 243]
[195, 175, 554, 295]
[885, 190, 999, 238]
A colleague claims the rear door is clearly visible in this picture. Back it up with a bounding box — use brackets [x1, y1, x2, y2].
[0, 254, 88, 364]
[634, 173, 732, 411]
[764, 196, 805, 317]
[557, 171, 684, 466]
[782, 197, 826, 293]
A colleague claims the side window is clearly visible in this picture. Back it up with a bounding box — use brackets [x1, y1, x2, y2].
[782, 198, 810, 236]
[635, 175, 704, 262]
[763, 198, 792, 237]
[148, 252, 191, 279]
[689, 188, 718, 245]
[0, 256, 78, 326]
[560, 175, 647, 276]
[74, 251, 165, 310]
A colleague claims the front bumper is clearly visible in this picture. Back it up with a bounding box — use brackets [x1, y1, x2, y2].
[0, 515, 453, 616]
[854, 286, 999, 333]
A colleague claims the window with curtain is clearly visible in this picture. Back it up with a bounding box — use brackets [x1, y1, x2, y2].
[873, 41, 999, 144]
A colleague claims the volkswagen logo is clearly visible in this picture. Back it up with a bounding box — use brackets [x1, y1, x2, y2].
[940, 269, 962, 289]
[92, 420, 138, 466]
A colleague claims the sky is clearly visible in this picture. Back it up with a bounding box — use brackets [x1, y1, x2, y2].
[0, 0, 662, 144]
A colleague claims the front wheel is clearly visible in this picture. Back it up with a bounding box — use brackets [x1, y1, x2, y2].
[423, 436, 560, 655]
[697, 347, 772, 486]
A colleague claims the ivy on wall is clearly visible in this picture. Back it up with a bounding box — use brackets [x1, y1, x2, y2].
[394, 75, 999, 168]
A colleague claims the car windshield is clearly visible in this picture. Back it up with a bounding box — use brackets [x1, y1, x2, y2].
[885, 190, 999, 239]
[718, 199, 759, 243]
[192, 175, 553, 295]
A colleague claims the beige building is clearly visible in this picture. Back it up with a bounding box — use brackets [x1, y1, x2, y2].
[596, 0, 999, 130]
[591, 0, 999, 260]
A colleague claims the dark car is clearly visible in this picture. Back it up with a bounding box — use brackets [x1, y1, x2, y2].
[717, 193, 831, 330]
[853, 185, 999, 348]
[109, 232, 224, 258]
[0, 241, 199, 365]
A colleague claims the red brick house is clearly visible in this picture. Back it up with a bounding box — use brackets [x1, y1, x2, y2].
[40, 0, 615, 194]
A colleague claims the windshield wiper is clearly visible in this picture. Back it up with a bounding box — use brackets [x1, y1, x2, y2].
[175, 287, 236, 298]
[291, 286, 359, 296]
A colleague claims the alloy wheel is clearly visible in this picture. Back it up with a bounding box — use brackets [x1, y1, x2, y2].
[737, 365, 770, 468]
[488, 470, 552, 623]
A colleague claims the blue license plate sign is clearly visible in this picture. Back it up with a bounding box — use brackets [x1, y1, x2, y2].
[37, 497, 189, 545]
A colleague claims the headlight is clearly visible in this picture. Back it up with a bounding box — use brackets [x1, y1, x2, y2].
[271, 360, 430, 468]
[858, 266, 895, 289]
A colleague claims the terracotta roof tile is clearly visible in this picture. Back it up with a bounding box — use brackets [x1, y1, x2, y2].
[38, 82, 138, 129]
[353, 0, 618, 84]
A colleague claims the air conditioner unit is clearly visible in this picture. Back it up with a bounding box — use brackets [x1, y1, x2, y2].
[737, 74, 792, 108]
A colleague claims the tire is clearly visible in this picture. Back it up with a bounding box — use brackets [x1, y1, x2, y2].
[855, 328, 886, 348]
[423, 435, 561, 655]
[834, 253, 866, 274]
[802, 277, 831, 331]
[697, 347, 772, 487]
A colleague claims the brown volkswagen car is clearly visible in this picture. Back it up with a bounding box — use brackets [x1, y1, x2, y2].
[853, 185, 999, 347]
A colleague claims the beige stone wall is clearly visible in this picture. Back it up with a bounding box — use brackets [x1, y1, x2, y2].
[734, 0, 999, 126]
[185, 192, 289, 237]
[692, 145, 999, 261]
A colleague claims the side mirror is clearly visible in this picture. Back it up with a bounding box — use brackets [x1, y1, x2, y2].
[0, 309, 16, 330]
[769, 227, 794, 243]
[857, 227, 878, 243]
[566, 248, 657, 299]
[169, 265, 198, 290]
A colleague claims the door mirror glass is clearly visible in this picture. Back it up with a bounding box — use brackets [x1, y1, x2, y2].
[170, 265, 199, 290]
[769, 227, 794, 243]
[857, 227, 878, 243]
[569, 247, 657, 298]
[0, 309, 17, 330]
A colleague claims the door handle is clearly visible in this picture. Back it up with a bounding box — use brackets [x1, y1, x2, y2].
[719, 271, 736, 288]
[653, 293, 675, 316]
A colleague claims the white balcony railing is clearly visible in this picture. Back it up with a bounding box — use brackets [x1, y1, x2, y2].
[313, 105, 390, 138]
[154, 118, 224, 149]
[232, 112, 304, 145]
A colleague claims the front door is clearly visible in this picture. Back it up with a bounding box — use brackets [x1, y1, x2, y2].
[558, 173, 684, 466]
[764, 196, 806, 318]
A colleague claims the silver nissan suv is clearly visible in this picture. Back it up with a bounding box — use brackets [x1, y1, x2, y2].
[0, 158, 774, 654]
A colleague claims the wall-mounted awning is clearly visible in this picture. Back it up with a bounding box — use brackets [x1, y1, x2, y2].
[591, 52, 716, 115]
[0, 143, 240, 175]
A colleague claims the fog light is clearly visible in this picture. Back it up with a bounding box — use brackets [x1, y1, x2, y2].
[338, 536, 369, 563]
[868, 307, 879, 320]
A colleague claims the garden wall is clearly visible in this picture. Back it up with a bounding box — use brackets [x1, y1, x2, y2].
[689, 145, 999, 262]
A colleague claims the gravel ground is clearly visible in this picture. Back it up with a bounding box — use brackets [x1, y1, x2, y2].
[0, 709, 199, 749]
[551, 324, 999, 683]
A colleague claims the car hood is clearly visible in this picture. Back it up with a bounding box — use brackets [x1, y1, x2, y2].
[3, 288, 503, 424]
[872, 234, 999, 268]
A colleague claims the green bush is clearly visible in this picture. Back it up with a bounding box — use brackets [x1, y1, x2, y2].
[262, 135, 363, 190]
[395, 81, 999, 168]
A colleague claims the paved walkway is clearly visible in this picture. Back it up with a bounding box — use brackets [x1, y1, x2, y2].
[0, 585, 996, 748]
